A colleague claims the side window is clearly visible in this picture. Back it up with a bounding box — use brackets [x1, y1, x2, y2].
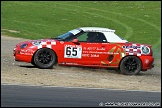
[96, 32, 107, 43]
[76, 32, 107, 43]
[86, 32, 97, 42]
[77, 32, 88, 42]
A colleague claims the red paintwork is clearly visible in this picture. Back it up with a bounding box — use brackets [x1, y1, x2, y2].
[13, 38, 154, 71]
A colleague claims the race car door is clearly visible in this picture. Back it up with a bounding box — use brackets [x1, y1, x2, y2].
[78, 32, 110, 66]
[60, 32, 110, 66]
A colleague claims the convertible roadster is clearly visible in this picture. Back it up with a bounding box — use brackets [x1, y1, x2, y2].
[13, 27, 154, 75]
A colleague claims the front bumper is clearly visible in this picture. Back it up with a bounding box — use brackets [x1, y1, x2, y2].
[13, 47, 33, 63]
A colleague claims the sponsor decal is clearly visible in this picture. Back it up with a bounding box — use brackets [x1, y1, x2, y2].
[123, 44, 142, 56]
[90, 54, 99, 57]
[145, 59, 149, 64]
[69, 29, 80, 35]
[20, 49, 34, 55]
[101, 45, 125, 65]
[83, 47, 106, 51]
[141, 46, 150, 55]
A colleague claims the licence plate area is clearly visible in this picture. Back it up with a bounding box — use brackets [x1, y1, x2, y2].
[13, 47, 19, 56]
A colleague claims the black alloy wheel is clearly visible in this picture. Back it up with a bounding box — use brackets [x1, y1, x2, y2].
[120, 56, 142, 75]
[33, 48, 56, 69]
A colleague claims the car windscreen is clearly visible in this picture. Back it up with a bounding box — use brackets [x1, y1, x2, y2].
[56, 32, 73, 40]
[52, 29, 81, 41]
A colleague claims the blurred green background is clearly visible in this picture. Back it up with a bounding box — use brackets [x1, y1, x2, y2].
[1, 1, 161, 58]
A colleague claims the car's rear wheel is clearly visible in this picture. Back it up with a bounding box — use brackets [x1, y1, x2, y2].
[120, 56, 142, 75]
[33, 48, 56, 69]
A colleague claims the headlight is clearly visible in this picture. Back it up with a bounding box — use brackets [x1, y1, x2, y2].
[141, 46, 150, 55]
[20, 43, 28, 49]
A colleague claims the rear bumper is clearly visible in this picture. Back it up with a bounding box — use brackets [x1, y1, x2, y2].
[151, 64, 154, 68]
[139, 56, 154, 71]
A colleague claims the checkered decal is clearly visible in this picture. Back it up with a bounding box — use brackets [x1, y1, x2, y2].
[123, 44, 142, 56]
[38, 41, 56, 49]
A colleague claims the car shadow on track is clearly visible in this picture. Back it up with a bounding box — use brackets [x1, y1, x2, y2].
[19, 65, 37, 68]
[19, 65, 54, 70]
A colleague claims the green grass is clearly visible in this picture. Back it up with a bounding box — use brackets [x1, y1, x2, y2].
[1, 1, 161, 58]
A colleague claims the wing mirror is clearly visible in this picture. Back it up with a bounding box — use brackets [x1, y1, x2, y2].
[72, 38, 79, 43]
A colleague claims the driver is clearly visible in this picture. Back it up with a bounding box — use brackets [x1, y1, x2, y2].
[86, 32, 97, 42]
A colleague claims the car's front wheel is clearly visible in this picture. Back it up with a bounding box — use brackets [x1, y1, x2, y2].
[120, 56, 142, 75]
[33, 48, 56, 69]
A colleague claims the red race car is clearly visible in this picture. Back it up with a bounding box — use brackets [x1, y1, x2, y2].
[13, 27, 154, 75]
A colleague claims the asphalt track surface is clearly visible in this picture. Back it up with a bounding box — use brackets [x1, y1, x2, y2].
[1, 84, 161, 107]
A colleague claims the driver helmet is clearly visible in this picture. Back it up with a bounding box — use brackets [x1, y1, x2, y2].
[87, 32, 97, 42]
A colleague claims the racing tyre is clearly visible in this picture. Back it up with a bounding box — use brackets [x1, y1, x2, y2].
[120, 56, 142, 75]
[33, 48, 56, 69]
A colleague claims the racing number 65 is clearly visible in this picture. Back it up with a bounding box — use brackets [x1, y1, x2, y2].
[64, 46, 82, 58]
[66, 47, 77, 56]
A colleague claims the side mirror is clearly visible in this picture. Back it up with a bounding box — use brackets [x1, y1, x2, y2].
[72, 38, 79, 43]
